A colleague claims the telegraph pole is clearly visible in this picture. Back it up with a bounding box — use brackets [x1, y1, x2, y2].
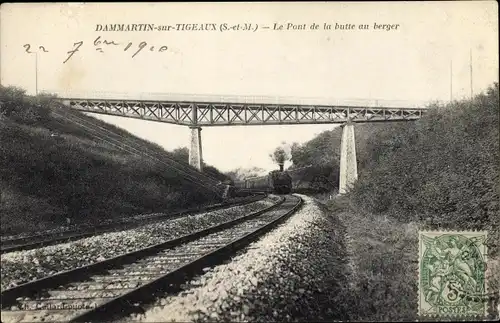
[35, 52, 39, 96]
[469, 48, 473, 99]
[450, 59, 453, 101]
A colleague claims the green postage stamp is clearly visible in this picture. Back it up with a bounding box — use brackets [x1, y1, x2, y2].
[419, 231, 488, 319]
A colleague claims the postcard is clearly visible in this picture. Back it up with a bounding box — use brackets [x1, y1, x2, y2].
[1, 2, 498, 322]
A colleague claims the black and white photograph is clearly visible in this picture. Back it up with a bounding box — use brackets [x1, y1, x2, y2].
[0, 2, 498, 322]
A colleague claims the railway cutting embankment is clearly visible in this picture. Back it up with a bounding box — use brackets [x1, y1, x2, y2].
[296, 82, 499, 321]
[0, 86, 229, 236]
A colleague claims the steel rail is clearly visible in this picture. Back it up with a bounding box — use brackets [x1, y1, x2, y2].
[72, 195, 302, 323]
[0, 195, 286, 306]
[1, 195, 302, 323]
[0, 193, 266, 254]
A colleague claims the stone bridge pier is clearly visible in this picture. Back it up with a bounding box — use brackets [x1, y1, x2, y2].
[338, 122, 358, 194]
[188, 104, 204, 171]
[189, 126, 203, 171]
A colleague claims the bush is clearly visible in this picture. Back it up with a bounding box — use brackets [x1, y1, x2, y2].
[350, 83, 499, 254]
[0, 87, 224, 235]
[285, 82, 498, 253]
[0, 86, 55, 124]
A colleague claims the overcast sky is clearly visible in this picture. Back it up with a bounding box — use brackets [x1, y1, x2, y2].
[1, 2, 498, 172]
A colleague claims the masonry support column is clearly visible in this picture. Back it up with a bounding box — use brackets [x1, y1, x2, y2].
[189, 126, 203, 171]
[188, 104, 203, 171]
[338, 121, 358, 194]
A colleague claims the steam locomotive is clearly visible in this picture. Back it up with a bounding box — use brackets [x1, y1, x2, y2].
[233, 165, 335, 196]
[268, 170, 293, 194]
[234, 165, 293, 194]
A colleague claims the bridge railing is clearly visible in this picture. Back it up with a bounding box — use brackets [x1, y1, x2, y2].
[49, 90, 434, 109]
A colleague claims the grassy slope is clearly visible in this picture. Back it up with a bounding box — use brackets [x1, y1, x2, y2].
[350, 84, 499, 252]
[0, 87, 223, 235]
[323, 196, 419, 321]
[300, 83, 499, 320]
[322, 194, 499, 321]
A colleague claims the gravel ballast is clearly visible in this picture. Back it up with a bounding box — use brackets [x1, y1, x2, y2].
[1, 197, 279, 291]
[0, 197, 262, 242]
[128, 195, 352, 323]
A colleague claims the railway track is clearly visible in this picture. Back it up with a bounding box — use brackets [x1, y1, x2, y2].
[1, 193, 266, 254]
[1, 194, 302, 323]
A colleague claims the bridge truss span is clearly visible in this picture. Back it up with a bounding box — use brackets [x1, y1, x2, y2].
[61, 98, 426, 126]
[58, 95, 427, 194]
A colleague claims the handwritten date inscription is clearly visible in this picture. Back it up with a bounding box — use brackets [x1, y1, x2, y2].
[23, 36, 168, 63]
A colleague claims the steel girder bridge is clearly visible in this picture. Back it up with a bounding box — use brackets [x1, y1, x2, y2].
[60, 98, 425, 127]
[59, 96, 427, 194]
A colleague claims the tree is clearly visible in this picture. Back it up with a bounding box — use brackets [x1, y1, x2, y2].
[290, 142, 307, 168]
[171, 147, 189, 163]
[0, 85, 53, 124]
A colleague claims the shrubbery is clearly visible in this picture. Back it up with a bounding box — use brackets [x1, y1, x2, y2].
[290, 130, 342, 189]
[289, 119, 392, 190]
[287, 83, 498, 253]
[0, 86, 56, 125]
[288, 84, 499, 321]
[350, 83, 499, 253]
[0, 86, 229, 235]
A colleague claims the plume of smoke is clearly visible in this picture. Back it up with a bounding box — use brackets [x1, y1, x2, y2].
[269, 142, 291, 171]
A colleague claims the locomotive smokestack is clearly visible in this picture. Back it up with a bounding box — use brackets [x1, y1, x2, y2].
[279, 163, 284, 172]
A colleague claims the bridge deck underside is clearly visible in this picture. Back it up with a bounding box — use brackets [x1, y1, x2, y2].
[64, 99, 425, 126]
